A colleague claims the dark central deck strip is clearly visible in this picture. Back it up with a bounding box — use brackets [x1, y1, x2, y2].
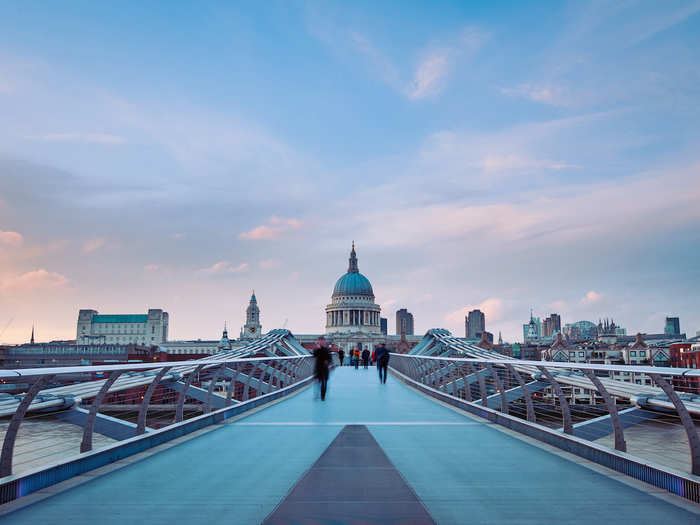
[263, 424, 435, 524]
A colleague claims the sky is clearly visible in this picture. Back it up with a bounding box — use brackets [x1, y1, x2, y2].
[0, 1, 699, 344]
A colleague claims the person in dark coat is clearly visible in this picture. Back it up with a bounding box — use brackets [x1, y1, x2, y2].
[338, 349, 345, 366]
[361, 347, 370, 369]
[375, 343, 390, 384]
[313, 336, 331, 400]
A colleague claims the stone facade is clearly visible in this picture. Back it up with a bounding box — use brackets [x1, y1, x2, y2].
[76, 309, 168, 345]
[240, 292, 262, 339]
[325, 244, 381, 335]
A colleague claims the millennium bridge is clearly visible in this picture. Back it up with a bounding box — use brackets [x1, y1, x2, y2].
[0, 329, 698, 523]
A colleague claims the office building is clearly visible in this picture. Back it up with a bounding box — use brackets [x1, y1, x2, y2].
[396, 308, 414, 336]
[466, 309, 485, 339]
[542, 313, 561, 338]
[665, 316, 681, 337]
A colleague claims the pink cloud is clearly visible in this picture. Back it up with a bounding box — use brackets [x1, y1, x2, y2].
[24, 132, 126, 144]
[548, 300, 567, 311]
[445, 298, 505, 325]
[82, 238, 106, 253]
[198, 261, 248, 274]
[144, 264, 160, 271]
[381, 299, 397, 310]
[1, 269, 68, 292]
[0, 231, 23, 246]
[239, 216, 303, 240]
[259, 259, 281, 270]
[581, 290, 603, 304]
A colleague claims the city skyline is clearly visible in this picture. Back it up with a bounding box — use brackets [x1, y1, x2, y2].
[1, 2, 699, 344]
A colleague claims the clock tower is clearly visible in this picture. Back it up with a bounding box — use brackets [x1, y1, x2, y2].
[240, 291, 262, 340]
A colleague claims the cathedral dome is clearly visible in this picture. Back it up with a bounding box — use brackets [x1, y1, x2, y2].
[326, 243, 381, 335]
[333, 272, 374, 297]
[332, 242, 374, 298]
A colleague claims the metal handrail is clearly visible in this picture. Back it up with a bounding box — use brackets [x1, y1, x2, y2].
[391, 352, 700, 377]
[389, 353, 700, 475]
[0, 354, 316, 478]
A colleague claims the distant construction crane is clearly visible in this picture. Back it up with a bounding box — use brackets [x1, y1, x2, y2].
[0, 317, 14, 341]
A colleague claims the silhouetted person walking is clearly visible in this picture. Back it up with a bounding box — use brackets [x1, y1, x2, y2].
[375, 343, 390, 384]
[338, 349, 345, 366]
[362, 348, 370, 369]
[313, 336, 331, 400]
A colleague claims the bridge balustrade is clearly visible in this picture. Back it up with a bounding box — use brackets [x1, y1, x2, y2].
[0, 354, 316, 499]
[389, 353, 700, 502]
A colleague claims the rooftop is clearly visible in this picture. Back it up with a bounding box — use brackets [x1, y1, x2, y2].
[91, 314, 149, 324]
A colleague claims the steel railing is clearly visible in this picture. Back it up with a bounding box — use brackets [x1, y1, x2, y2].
[389, 354, 700, 477]
[0, 355, 315, 479]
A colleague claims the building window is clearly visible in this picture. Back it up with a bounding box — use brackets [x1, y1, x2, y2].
[630, 351, 636, 357]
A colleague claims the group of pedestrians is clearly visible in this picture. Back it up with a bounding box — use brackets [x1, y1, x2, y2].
[313, 338, 391, 400]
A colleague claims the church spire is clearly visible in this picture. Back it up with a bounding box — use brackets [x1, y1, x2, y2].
[348, 241, 359, 273]
[30, 324, 35, 345]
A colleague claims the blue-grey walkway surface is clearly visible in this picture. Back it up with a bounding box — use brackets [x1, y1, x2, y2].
[3, 367, 698, 524]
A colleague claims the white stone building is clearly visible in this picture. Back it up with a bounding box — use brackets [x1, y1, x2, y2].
[76, 309, 168, 345]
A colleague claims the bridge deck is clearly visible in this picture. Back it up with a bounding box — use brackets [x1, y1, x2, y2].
[2, 367, 697, 524]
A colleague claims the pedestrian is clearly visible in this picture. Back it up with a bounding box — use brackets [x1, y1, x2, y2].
[338, 349, 345, 366]
[375, 343, 390, 384]
[361, 347, 370, 369]
[353, 347, 360, 370]
[313, 336, 331, 400]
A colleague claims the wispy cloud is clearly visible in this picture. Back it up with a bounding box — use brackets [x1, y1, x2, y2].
[348, 31, 402, 90]
[239, 216, 303, 241]
[0, 231, 23, 246]
[407, 27, 486, 100]
[407, 51, 450, 99]
[170, 233, 186, 240]
[381, 299, 397, 310]
[82, 238, 106, 253]
[198, 261, 248, 274]
[259, 259, 281, 270]
[1, 269, 68, 292]
[581, 290, 603, 305]
[499, 84, 572, 107]
[312, 19, 486, 101]
[446, 298, 504, 325]
[476, 154, 580, 172]
[23, 132, 126, 144]
[345, 161, 700, 249]
[144, 264, 159, 271]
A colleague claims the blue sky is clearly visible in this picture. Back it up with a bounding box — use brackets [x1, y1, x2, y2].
[0, 1, 699, 344]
